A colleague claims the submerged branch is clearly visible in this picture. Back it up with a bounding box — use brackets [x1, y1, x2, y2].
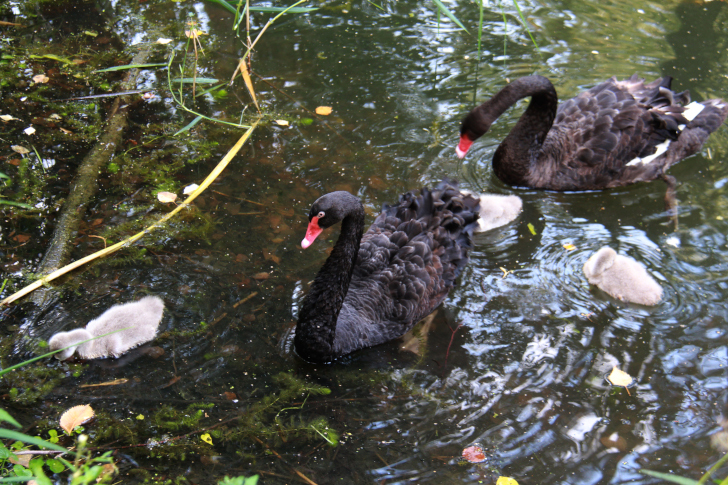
[1, 121, 260, 308]
[28, 44, 153, 310]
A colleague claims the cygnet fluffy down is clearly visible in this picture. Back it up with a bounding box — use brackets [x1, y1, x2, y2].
[49, 296, 165, 360]
[583, 247, 662, 306]
[462, 192, 522, 232]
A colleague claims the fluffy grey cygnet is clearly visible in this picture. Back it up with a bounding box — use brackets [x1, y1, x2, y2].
[583, 247, 662, 306]
[49, 296, 165, 360]
[461, 192, 522, 232]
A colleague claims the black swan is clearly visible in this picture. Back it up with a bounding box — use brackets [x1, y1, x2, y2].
[457, 75, 728, 192]
[294, 183, 518, 363]
[583, 247, 662, 306]
[49, 296, 164, 360]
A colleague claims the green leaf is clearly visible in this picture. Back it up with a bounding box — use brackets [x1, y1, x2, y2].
[170, 77, 220, 84]
[432, 0, 469, 33]
[1, 475, 36, 482]
[0, 171, 10, 181]
[249, 6, 318, 12]
[12, 464, 32, 477]
[527, 223, 537, 235]
[95, 63, 167, 73]
[0, 409, 22, 428]
[0, 200, 33, 209]
[28, 458, 52, 485]
[0, 430, 67, 452]
[204, 0, 317, 14]
[29, 54, 73, 65]
[174, 115, 204, 136]
[639, 470, 700, 485]
[45, 458, 65, 473]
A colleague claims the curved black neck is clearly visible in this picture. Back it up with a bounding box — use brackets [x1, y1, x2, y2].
[477, 76, 558, 186]
[295, 207, 365, 362]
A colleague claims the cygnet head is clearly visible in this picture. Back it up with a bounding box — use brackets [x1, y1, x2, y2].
[583, 247, 617, 279]
[48, 328, 94, 360]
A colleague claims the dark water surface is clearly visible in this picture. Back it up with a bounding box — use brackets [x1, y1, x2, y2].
[2, 0, 728, 483]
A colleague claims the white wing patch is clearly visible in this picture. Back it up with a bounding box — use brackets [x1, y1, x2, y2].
[626, 139, 671, 167]
[682, 101, 705, 122]
[626, 102, 705, 167]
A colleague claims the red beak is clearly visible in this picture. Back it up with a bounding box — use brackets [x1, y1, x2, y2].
[301, 218, 323, 249]
[456, 134, 474, 159]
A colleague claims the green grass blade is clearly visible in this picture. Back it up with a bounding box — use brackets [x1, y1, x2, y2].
[205, 0, 237, 15]
[432, 0, 469, 34]
[0, 409, 21, 428]
[174, 115, 204, 136]
[0, 171, 10, 181]
[170, 77, 219, 84]
[0, 429, 67, 452]
[0, 477, 37, 482]
[0, 200, 33, 209]
[510, 0, 539, 50]
[639, 470, 699, 485]
[95, 63, 167, 73]
[249, 6, 318, 12]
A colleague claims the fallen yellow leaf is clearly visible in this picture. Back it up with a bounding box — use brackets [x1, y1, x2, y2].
[315, 106, 332, 115]
[563, 243, 576, 251]
[32, 74, 49, 83]
[238, 58, 259, 112]
[496, 477, 519, 485]
[60, 404, 94, 435]
[275, 119, 289, 126]
[608, 367, 633, 395]
[201, 433, 213, 445]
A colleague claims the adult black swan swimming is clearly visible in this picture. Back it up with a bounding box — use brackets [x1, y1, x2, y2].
[456, 75, 728, 191]
[294, 182, 520, 363]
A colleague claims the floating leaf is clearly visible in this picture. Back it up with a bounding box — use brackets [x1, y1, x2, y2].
[136, 414, 144, 420]
[157, 191, 177, 203]
[201, 433, 213, 445]
[462, 444, 486, 463]
[32, 74, 49, 83]
[60, 405, 94, 435]
[607, 367, 633, 396]
[275, 119, 289, 126]
[23, 126, 36, 135]
[527, 222, 537, 235]
[563, 243, 576, 251]
[252, 272, 270, 280]
[11, 145, 29, 155]
[496, 478, 519, 485]
[0, 114, 19, 121]
[315, 106, 333, 115]
[156, 38, 173, 45]
[183, 184, 199, 195]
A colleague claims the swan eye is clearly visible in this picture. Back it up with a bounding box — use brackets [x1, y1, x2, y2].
[317, 211, 325, 219]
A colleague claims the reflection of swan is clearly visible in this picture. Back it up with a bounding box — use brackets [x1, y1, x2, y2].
[49, 296, 165, 360]
[295, 182, 509, 363]
[583, 248, 662, 306]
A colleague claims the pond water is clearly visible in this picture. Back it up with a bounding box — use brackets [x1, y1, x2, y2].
[2, 0, 728, 483]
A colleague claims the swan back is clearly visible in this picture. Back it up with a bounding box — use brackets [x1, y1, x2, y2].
[49, 296, 165, 360]
[583, 247, 662, 306]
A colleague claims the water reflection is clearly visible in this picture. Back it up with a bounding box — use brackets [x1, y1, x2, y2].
[3, 0, 728, 483]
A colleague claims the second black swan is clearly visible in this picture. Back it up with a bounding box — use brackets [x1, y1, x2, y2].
[294, 182, 519, 363]
[456, 75, 728, 191]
